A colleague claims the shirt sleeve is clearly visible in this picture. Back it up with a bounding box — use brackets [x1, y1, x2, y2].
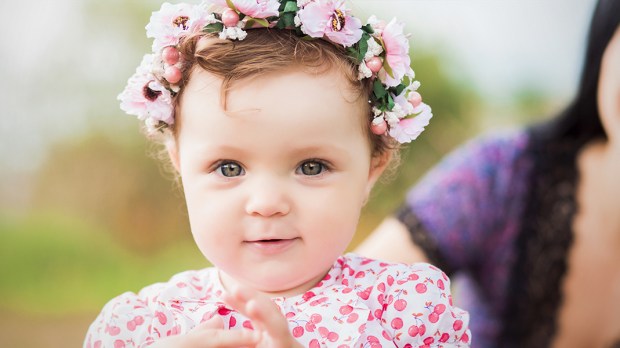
[83, 286, 177, 348]
[399, 130, 530, 274]
[381, 263, 471, 347]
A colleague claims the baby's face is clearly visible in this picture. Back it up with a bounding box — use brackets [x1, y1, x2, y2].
[172, 66, 384, 297]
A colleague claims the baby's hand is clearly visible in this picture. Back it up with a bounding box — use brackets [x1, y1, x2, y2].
[150, 316, 260, 348]
[222, 286, 304, 348]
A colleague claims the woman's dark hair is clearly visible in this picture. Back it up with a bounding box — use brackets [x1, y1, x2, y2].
[537, 0, 620, 145]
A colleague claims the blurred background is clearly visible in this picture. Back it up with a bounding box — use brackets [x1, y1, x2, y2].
[0, 0, 596, 346]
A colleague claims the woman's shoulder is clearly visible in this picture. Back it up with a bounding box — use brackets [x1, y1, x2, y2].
[445, 128, 531, 167]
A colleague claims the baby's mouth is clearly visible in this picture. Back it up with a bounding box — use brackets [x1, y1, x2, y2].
[244, 238, 299, 254]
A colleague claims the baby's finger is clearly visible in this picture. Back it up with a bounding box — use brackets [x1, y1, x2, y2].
[194, 316, 225, 330]
[245, 298, 291, 341]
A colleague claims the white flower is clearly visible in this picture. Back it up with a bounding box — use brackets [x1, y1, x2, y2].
[364, 37, 383, 59]
[219, 26, 248, 40]
[357, 61, 372, 80]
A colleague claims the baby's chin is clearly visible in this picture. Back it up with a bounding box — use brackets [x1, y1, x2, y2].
[220, 268, 328, 299]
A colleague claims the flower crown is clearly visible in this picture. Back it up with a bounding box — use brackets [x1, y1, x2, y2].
[119, 0, 432, 143]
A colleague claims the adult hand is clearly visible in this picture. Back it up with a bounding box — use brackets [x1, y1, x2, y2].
[149, 316, 260, 348]
[222, 286, 304, 348]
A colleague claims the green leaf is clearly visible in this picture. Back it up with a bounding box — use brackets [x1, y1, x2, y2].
[283, 1, 299, 13]
[225, 0, 238, 12]
[383, 59, 394, 78]
[277, 12, 295, 28]
[246, 17, 269, 28]
[203, 22, 224, 33]
[361, 24, 374, 34]
[393, 84, 406, 96]
[387, 93, 395, 110]
[357, 33, 369, 61]
[373, 79, 387, 99]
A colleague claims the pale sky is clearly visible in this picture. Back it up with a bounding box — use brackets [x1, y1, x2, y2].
[0, 0, 598, 181]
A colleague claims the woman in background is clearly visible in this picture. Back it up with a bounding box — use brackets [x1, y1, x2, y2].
[357, 0, 620, 347]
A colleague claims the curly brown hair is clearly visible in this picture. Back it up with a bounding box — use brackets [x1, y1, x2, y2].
[164, 28, 397, 158]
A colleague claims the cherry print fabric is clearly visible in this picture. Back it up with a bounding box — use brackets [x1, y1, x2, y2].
[85, 253, 471, 347]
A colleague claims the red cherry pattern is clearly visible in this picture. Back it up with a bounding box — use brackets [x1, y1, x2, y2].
[84, 254, 470, 347]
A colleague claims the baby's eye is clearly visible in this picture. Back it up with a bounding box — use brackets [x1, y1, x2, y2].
[297, 160, 326, 176]
[216, 161, 245, 177]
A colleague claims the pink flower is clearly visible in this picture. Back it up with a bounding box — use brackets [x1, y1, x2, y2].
[379, 18, 410, 87]
[118, 55, 174, 126]
[298, 0, 363, 47]
[388, 103, 432, 143]
[208, 0, 279, 18]
[146, 3, 214, 51]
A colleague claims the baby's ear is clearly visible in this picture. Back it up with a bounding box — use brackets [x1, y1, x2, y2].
[365, 150, 392, 197]
[166, 140, 181, 173]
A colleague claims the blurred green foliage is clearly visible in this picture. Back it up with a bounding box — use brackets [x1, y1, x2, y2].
[0, 1, 552, 347]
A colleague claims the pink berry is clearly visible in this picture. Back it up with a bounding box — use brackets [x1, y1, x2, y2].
[423, 337, 434, 345]
[134, 316, 144, 325]
[126, 320, 136, 331]
[347, 312, 359, 323]
[394, 299, 407, 311]
[461, 332, 470, 343]
[108, 326, 121, 336]
[310, 339, 321, 348]
[292, 326, 304, 338]
[114, 340, 126, 348]
[302, 291, 316, 301]
[374, 309, 383, 319]
[365, 56, 383, 73]
[434, 303, 446, 314]
[221, 8, 240, 27]
[318, 326, 330, 338]
[415, 283, 427, 293]
[327, 331, 339, 342]
[391, 317, 404, 330]
[310, 313, 323, 324]
[339, 305, 353, 315]
[377, 282, 386, 292]
[229, 316, 236, 327]
[164, 66, 182, 84]
[305, 322, 316, 332]
[387, 275, 394, 286]
[437, 279, 445, 290]
[162, 46, 180, 65]
[418, 324, 426, 335]
[429, 312, 439, 323]
[408, 324, 420, 337]
[408, 91, 422, 107]
[242, 320, 253, 329]
[453, 319, 463, 331]
[439, 333, 450, 343]
[371, 119, 387, 135]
